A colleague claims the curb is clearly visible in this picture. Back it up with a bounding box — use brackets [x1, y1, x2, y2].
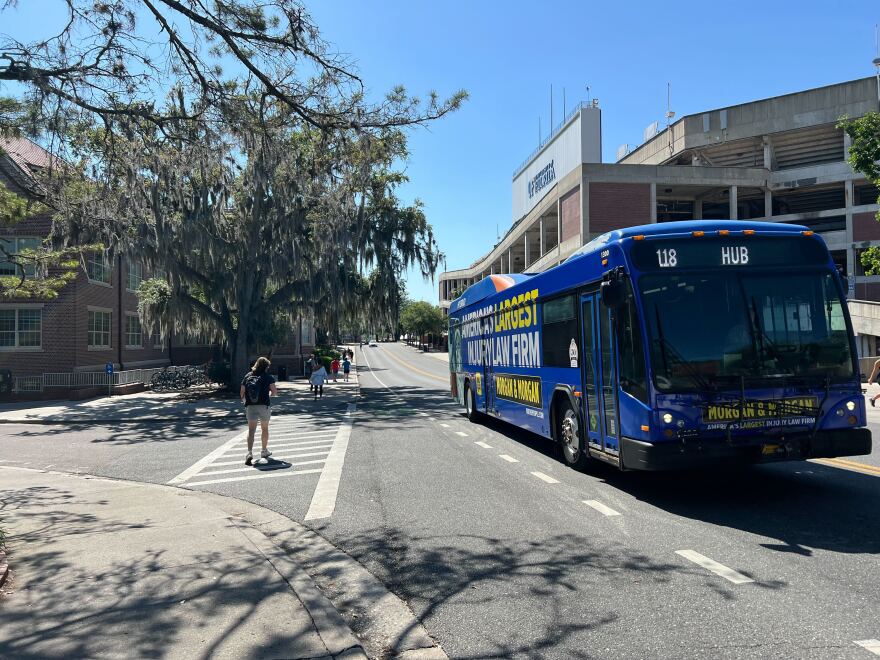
[0, 551, 8, 589]
[0, 466, 444, 659]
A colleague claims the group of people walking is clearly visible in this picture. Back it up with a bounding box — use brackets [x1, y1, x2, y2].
[304, 350, 352, 399]
[239, 349, 355, 466]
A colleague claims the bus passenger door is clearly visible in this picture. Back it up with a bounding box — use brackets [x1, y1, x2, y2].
[597, 302, 620, 453]
[481, 327, 494, 415]
[581, 294, 620, 453]
[580, 295, 604, 450]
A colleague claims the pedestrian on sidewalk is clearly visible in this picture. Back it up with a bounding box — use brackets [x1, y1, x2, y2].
[331, 357, 340, 382]
[309, 360, 327, 400]
[240, 356, 278, 465]
[304, 353, 316, 392]
[342, 355, 351, 382]
[867, 358, 880, 407]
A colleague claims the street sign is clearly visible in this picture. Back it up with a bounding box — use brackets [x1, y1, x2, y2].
[105, 362, 114, 375]
[847, 274, 856, 299]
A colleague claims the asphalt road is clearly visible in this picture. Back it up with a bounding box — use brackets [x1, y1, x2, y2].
[3, 342, 880, 658]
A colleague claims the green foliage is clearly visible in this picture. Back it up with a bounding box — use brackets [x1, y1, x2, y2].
[839, 112, 880, 221]
[860, 247, 880, 276]
[399, 300, 444, 338]
[1, 0, 465, 385]
[136, 278, 172, 336]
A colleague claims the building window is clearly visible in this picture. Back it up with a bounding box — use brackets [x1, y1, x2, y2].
[0, 237, 42, 278]
[88, 310, 111, 348]
[0, 308, 42, 349]
[127, 260, 142, 292]
[125, 314, 142, 348]
[86, 251, 111, 284]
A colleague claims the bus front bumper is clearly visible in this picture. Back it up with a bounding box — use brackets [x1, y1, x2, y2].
[619, 428, 872, 471]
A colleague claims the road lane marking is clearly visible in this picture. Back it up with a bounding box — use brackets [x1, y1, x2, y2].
[359, 348, 399, 396]
[305, 402, 356, 521]
[428, 417, 436, 421]
[192, 458, 328, 478]
[269, 430, 337, 439]
[474, 440, 492, 448]
[675, 549, 754, 585]
[185, 468, 325, 487]
[379, 345, 448, 383]
[531, 471, 559, 484]
[455, 431, 469, 437]
[854, 640, 880, 656]
[217, 441, 334, 457]
[440, 423, 450, 428]
[167, 430, 247, 485]
[499, 454, 519, 463]
[814, 457, 880, 477]
[583, 500, 622, 516]
[210, 450, 331, 467]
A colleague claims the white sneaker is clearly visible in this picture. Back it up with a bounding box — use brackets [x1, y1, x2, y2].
[261, 449, 272, 459]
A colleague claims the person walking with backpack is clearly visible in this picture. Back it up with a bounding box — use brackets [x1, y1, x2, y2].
[240, 356, 278, 466]
[342, 355, 351, 382]
[309, 360, 327, 400]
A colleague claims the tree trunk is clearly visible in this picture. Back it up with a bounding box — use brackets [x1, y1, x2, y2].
[230, 327, 250, 391]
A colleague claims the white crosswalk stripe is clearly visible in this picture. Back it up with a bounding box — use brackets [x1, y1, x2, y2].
[168, 416, 343, 487]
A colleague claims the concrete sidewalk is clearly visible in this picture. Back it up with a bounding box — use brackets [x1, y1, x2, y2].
[0, 467, 366, 659]
[0, 368, 359, 425]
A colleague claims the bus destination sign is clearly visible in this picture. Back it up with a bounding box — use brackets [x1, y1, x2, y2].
[631, 236, 827, 271]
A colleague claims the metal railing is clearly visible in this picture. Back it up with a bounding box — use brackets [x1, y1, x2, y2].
[14, 367, 170, 393]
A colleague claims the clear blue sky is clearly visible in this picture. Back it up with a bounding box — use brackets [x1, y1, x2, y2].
[3, 1, 879, 304]
[307, 0, 879, 303]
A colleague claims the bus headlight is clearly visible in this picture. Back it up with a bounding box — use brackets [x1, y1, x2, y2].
[846, 401, 856, 411]
[662, 413, 673, 424]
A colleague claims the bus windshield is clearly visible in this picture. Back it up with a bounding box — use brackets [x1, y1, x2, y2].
[639, 270, 854, 392]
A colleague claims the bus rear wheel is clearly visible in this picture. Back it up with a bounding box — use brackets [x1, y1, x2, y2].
[558, 399, 589, 470]
[465, 381, 479, 422]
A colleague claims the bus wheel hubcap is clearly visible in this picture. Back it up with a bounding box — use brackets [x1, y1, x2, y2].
[562, 412, 579, 461]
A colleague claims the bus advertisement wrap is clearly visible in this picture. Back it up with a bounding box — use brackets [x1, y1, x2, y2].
[448, 221, 870, 471]
[495, 373, 542, 408]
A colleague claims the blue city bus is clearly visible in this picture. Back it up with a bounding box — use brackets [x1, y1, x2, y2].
[447, 220, 871, 471]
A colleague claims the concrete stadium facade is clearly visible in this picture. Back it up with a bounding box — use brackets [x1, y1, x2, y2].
[439, 76, 880, 356]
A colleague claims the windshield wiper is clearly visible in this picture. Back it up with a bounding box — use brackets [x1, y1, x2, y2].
[653, 305, 712, 391]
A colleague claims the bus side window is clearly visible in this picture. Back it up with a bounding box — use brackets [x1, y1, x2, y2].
[617, 284, 648, 403]
[542, 294, 579, 368]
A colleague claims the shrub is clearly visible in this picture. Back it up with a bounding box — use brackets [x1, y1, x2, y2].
[208, 361, 231, 384]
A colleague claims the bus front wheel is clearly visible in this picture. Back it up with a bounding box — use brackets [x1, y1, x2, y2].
[465, 382, 479, 422]
[558, 399, 589, 470]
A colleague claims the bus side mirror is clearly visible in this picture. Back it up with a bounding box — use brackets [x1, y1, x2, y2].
[601, 269, 626, 308]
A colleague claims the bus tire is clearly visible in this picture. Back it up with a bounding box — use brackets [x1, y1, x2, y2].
[557, 398, 589, 470]
[464, 381, 479, 422]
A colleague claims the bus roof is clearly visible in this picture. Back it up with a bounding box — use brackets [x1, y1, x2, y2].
[565, 219, 809, 263]
[449, 273, 533, 313]
[450, 220, 811, 314]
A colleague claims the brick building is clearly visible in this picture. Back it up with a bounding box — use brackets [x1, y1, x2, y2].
[1, 136, 312, 388]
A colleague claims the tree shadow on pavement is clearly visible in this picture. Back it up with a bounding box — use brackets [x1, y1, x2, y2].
[288, 524, 765, 659]
[469, 410, 880, 558]
[0, 484, 329, 659]
[599, 462, 880, 557]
